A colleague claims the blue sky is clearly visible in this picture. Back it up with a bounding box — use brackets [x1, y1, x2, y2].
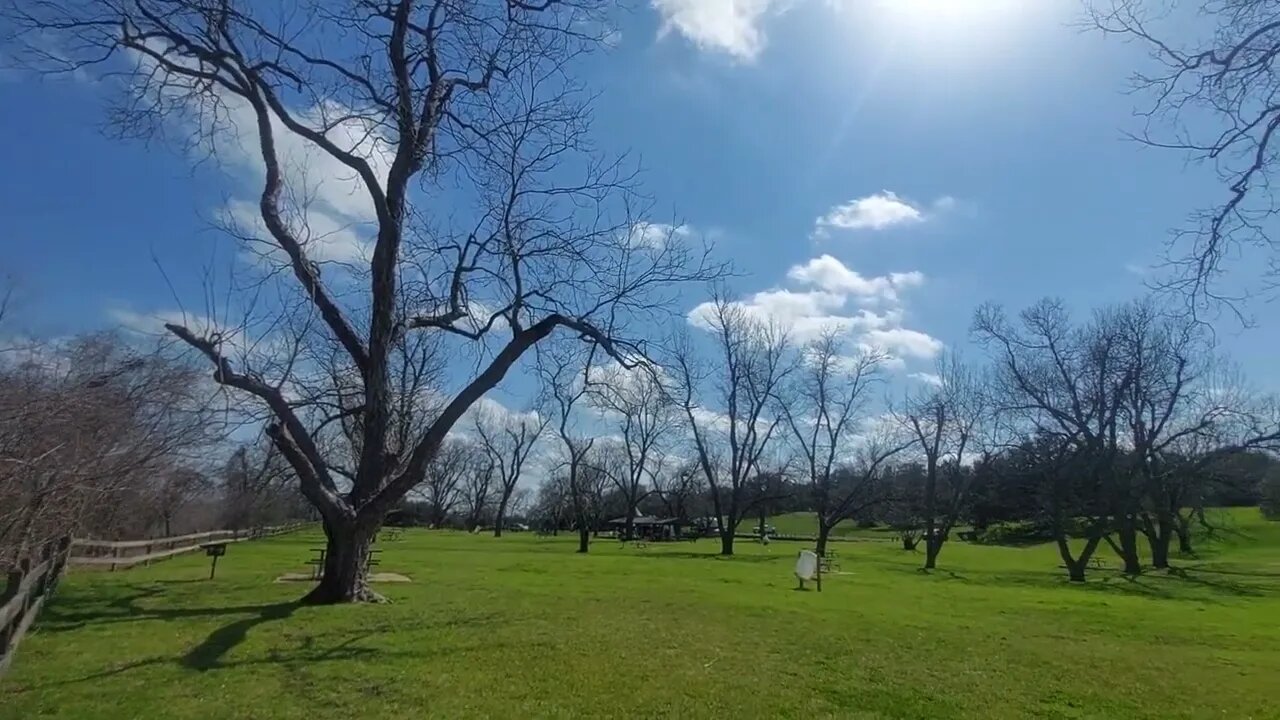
[2, 0, 1276, 401]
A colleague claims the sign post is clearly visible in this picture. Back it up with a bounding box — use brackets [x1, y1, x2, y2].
[202, 543, 227, 580]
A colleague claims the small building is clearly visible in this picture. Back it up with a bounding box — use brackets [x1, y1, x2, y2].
[606, 515, 680, 541]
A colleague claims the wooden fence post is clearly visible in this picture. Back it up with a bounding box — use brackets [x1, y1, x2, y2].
[0, 562, 23, 651]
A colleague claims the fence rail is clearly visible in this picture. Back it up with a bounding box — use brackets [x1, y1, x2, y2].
[0, 537, 71, 676]
[68, 523, 308, 570]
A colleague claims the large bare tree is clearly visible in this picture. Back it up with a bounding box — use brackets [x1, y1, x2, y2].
[10, 0, 722, 602]
[674, 293, 793, 556]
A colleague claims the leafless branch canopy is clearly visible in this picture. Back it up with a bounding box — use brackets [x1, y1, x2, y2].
[8, 1, 725, 588]
[1087, 0, 1280, 311]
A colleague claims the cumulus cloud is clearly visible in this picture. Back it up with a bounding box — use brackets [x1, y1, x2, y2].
[687, 254, 943, 367]
[651, 0, 784, 61]
[787, 254, 923, 304]
[813, 192, 956, 239]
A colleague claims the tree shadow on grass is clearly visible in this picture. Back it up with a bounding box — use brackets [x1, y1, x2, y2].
[42, 585, 301, 634]
[1163, 566, 1272, 598]
[181, 601, 299, 671]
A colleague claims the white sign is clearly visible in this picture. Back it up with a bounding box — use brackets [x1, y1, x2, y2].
[795, 550, 819, 581]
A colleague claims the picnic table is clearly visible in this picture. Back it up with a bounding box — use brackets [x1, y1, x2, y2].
[819, 550, 840, 573]
[307, 547, 382, 579]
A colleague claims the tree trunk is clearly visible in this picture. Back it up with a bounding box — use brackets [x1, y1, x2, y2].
[816, 520, 832, 558]
[577, 524, 589, 553]
[1115, 516, 1142, 575]
[1056, 532, 1102, 583]
[719, 529, 734, 556]
[923, 534, 942, 570]
[1149, 526, 1171, 569]
[303, 519, 382, 604]
[1176, 514, 1193, 555]
[494, 496, 510, 538]
[901, 533, 919, 551]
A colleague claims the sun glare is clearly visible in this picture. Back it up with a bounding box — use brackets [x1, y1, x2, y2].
[859, 0, 1034, 61]
[889, 0, 1021, 23]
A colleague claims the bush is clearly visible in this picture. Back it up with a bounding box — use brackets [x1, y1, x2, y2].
[973, 521, 1053, 546]
[1262, 469, 1280, 520]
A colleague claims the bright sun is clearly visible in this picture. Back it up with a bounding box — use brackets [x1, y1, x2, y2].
[868, 0, 1031, 56]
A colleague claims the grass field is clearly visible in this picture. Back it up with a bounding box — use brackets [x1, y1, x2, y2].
[3, 509, 1279, 719]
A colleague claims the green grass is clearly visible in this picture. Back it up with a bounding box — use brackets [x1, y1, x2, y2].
[3, 509, 1279, 719]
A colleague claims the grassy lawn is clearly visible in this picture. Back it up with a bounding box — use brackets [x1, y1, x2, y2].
[3, 510, 1278, 719]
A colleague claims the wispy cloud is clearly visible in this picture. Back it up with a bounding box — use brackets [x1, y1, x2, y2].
[908, 371, 943, 387]
[626, 221, 693, 250]
[651, 0, 786, 61]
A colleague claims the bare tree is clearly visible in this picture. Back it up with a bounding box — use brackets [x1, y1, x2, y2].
[411, 436, 473, 528]
[220, 438, 302, 531]
[587, 361, 674, 540]
[0, 333, 221, 567]
[474, 403, 545, 537]
[9, 1, 724, 602]
[150, 467, 211, 537]
[896, 353, 986, 571]
[1087, 1, 1280, 309]
[674, 293, 793, 556]
[651, 459, 707, 530]
[460, 456, 496, 533]
[975, 300, 1143, 579]
[536, 341, 599, 552]
[780, 330, 907, 556]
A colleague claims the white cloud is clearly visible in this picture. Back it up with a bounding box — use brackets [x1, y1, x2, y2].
[651, 0, 784, 61]
[130, 44, 387, 268]
[786, 254, 923, 304]
[861, 328, 943, 360]
[813, 192, 957, 239]
[223, 200, 369, 265]
[814, 191, 923, 235]
[687, 253, 942, 367]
